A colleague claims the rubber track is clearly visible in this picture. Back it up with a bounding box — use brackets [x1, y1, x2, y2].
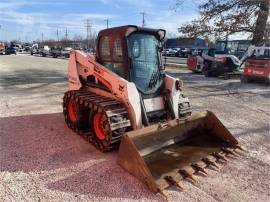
[63, 89, 131, 152]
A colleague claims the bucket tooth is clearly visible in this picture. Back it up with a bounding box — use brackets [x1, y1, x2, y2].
[235, 145, 245, 151]
[221, 148, 237, 156]
[202, 157, 219, 169]
[178, 169, 197, 183]
[175, 182, 184, 191]
[164, 176, 184, 190]
[212, 152, 228, 162]
[157, 189, 168, 200]
[155, 178, 171, 191]
[191, 163, 208, 176]
[233, 149, 242, 155]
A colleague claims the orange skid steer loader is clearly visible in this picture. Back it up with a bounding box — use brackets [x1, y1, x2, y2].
[63, 25, 242, 195]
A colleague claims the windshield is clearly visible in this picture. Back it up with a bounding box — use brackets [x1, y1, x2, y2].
[250, 49, 270, 59]
[215, 41, 240, 55]
[127, 33, 162, 94]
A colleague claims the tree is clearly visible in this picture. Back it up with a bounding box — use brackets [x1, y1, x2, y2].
[177, 0, 269, 45]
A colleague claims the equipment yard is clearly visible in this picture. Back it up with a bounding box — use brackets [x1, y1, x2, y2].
[1, 54, 270, 202]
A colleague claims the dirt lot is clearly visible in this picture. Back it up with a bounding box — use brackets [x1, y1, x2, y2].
[0, 54, 269, 202]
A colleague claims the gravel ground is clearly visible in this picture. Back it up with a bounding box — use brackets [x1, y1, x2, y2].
[0, 54, 269, 202]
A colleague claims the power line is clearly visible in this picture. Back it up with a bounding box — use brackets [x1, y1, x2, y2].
[140, 11, 146, 27]
[56, 28, 60, 47]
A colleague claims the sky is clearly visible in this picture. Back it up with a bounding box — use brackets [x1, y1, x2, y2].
[0, 0, 202, 42]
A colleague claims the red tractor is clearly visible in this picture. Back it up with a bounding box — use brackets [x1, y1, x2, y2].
[186, 50, 204, 73]
[187, 48, 241, 78]
[241, 47, 270, 85]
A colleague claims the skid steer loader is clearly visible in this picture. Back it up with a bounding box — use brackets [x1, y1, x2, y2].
[63, 25, 242, 196]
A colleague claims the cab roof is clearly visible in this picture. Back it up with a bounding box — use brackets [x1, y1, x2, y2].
[97, 25, 166, 41]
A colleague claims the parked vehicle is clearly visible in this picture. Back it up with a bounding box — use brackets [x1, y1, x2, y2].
[178, 48, 192, 58]
[62, 47, 72, 58]
[40, 45, 51, 57]
[162, 48, 177, 56]
[202, 53, 241, 78]
[187, 49, 209, 73]
[5, 47, 17, 55]
[241, 47, 270, 85]
[24, 46, 31, 52]
[85, 48, 95, 53]
[30, 48, 40, 55]
[161, 48, 168, 55]
[50, 47, 62, 58]
[187, 42, 242, 78]
[11, 43, 23, 52]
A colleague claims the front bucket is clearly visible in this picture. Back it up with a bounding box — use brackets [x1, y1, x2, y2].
[117, 111, 240, 193]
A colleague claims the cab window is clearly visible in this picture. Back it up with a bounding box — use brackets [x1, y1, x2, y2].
[99, 36, 127, 79]
[113, 38, 123, 61]
[100, 36, 110, 59]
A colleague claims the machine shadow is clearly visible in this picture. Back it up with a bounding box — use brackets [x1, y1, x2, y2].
[46, 160, 162, 200]
[0, 112, 162, 200]
[230, 125, 270, 140]
[0, 112, 106, 173]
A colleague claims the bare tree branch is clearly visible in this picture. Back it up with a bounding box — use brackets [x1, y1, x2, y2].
[176, 0, 269, 45]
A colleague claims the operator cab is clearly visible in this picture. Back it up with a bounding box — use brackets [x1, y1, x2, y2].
[96, 25, 166, 96]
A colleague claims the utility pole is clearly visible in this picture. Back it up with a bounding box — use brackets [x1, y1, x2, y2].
[140, 11, 146, 27]
[104, 18, 110, 29]
[56, 29, 59, 47]
[65, 28, 68, 40]
[41, 32, 44, 43]
[85, 19, 92, 49]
